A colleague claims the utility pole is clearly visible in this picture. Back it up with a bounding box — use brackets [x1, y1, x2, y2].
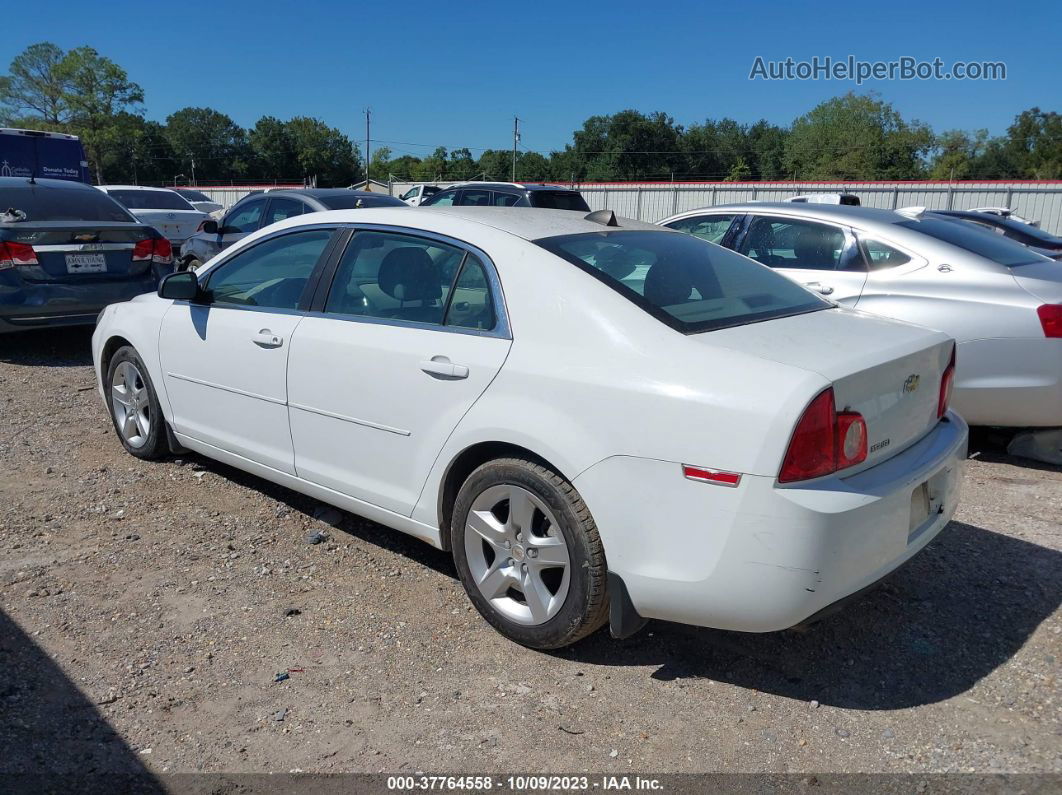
[512, 116, 520, 182]
[190, 154, 196, 186]
[364, 107, 372, 189]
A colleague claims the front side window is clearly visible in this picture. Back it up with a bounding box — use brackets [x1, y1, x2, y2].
[424, 190, 456, 207]
[324, 231, 495, 330]
[859, 238, 912, 270]
[399, 188, 416, 201]
[535, 230, 828, 334]
[664, 214, 737, 244]
[741, 217, 847, 271]
[223, 199, 266, 233]
[264, 197, 305, 225]
[204, 229, 333, 310]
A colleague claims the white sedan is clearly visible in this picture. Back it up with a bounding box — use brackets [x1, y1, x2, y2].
[97, 185, 209, 247]
[92, 207, 967, 648]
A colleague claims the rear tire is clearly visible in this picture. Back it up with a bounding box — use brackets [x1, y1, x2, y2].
[181, 257, 203, 272]
[105, 346, 168, 460]
[451, 457, 609, 649]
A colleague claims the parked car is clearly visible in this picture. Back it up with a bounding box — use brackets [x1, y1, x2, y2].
[925, 209, 1062, 258]
[177, 188, 406, 269]
[783, 193, 861, 206]
[98, 185, 209, 248]
[173, 188, 224, 215]
[93, 206, 966, 648]
[0, 177, 173, 333]
[969, 207, 1038, 227]
[421, 182, 591, 211]
[660, 203, 1062, 430]
[399, 184, 441, 206]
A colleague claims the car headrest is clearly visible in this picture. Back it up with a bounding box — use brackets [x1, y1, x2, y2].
[378, 247, 441, 303]
[643, 259, 695, 307]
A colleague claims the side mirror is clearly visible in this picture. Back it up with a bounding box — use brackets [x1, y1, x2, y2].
[200, 219, 218, 235]
[158, 271, 202, 302]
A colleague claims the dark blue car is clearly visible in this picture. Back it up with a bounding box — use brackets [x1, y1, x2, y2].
[0, 177, 174, 333]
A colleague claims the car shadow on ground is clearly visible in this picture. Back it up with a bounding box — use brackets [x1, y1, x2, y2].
[564, 520, 1061, 710]
[0, 609, 163, 792]
[0, 327, 94, 368]
[186, 454, 1060, 711]
[968, 426, 1062, 474]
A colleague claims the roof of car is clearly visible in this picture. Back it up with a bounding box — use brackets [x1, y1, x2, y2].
[700, 202, 910, 225]
[260, 205, 660, 242]
[264, 188, 386, 199]
[445, 182, 580, 193]
[98, 184, 180, 192]
[0, 176, 98, 191]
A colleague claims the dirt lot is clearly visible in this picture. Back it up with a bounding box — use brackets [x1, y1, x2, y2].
[0, 327, 1059, 777]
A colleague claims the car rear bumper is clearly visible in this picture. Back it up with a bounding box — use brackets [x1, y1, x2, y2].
[0, 275, 161, 333]
[574, 411, 968, 632]
[952, 337, 1062, 427]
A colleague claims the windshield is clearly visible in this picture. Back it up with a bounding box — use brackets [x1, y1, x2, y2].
[107, 189, 196, 211]
[529, 190, 591, 211]
[535, 229, 829, 334]
[318, 194, 407, 210]
[0, 186, 135, 222]
[898, 217, 1049, 266]
[176, 189, 212, 203]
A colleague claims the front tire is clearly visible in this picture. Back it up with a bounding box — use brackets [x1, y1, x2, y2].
[451, 458, 609, 649]
[106, 346, 168, 460]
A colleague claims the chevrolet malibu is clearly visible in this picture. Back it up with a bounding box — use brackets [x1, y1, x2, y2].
[92, 207, 967, 649]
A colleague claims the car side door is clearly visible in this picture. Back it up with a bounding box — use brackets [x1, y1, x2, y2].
[286, 226, 512, 516]
[159, 226, 339, 473]
[737, 215, 867, 305]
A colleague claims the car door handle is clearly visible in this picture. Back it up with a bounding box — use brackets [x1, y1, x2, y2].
[804, 281, 835, 295]
[253, 329, 284, 348]
[420, 356, 469, 379]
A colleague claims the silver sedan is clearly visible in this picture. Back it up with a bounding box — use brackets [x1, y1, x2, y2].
[659, 203, 1062, 438]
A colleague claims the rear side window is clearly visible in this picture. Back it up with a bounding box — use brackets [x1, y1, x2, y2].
[860, 238, 912, 270]
[535, 230, 828, 334]
[459, 189, 491, 206]
[265, 197, 305, 225]
[529, 191, 591, 211]
[318, 194, 406, 210]
[492, 192, 520, 207]
[107, 189, 194, 211]
[0, 186, 134, 222]
[898, 217, 1048, 267]
[425, 190, 456, 206]
[741, 217, 848, 271]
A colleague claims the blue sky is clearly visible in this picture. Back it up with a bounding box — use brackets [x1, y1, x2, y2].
[4, 0, 1059, 157]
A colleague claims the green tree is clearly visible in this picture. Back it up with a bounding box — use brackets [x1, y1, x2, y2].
[1000, 108, 1062, 179]
[249, 115, 296, 178]
[784, 92, 933, 179]
[285, 116, 360, 185]
[929, 129, 989, 180]
[165, 107, 250, 183]
[725, 156, 752, 181]
[0, 42, 72, 125]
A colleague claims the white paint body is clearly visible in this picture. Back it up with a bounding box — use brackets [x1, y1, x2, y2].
[93, 207, 967, 632]
[97, 185, 209, 245]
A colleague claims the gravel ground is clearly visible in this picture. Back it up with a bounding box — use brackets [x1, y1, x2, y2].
[0, 327, 1059, 777]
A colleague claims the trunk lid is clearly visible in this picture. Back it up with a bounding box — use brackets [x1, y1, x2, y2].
[703, 308, 954, 470]
[127, 208, 208, 243]
[3, 221, 156, 283]
[1011, 260, 1062, 304]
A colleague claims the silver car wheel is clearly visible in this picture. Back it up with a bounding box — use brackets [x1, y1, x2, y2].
[110, 360, 151, 448]
[463, 484, 571, 626]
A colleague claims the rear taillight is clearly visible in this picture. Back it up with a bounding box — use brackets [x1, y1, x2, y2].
[1038, 304, 1062, 338]
[0, 241, 38, 269]
[133, 237, 173, 265]
[937, 345, 956, 419]
[778, 387, 869, 483]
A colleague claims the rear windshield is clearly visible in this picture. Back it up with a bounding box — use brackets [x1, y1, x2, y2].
[0, 186, 135, 222]
[176, 189, 212, 202]
[898, 217, 1049, 266]
[535, 229, 828, 334]
[529, 190, 591, 212]
[107, 189, 195, 211]
[318, 194, 407, 210]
